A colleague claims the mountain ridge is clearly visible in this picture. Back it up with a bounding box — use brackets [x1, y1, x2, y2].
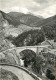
[0, 10, 56, 28]
[0, 10, 43, 27]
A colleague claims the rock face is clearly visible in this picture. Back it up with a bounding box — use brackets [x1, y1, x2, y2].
[0, 49, 20, 65]
[0, 11, 15, 51]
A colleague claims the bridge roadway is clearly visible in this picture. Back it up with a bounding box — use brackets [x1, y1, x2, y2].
[0, 64, 42, 80]
[0, 45, 49, 54]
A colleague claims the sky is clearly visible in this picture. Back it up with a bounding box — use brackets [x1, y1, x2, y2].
[0, 0, 56, 18]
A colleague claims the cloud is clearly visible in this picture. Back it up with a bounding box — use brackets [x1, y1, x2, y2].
[29, 0, 56, 11]
[34, 0, 48, 3]
[2, 7, 29, 14]
[31, 3, 56, 18]
[28, 0, 56, 18]
[0, 0, 56, 18]
[34, 0, 56, 7]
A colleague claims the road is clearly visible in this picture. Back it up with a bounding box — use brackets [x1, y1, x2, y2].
[0, 65, 39, 80]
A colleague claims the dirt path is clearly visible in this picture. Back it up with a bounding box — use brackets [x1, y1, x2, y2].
[0, 65, 37, 80]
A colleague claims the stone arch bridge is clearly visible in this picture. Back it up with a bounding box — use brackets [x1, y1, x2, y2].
[1, 45, 49, 55]
[0, 45, 49, 69]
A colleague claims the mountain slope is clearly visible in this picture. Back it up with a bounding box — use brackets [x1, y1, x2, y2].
[12, 30, 45, 47]
[0, 11, 20, 26]
[0, 10, 56, 48]
[8, 12, 43, 27]
[34, 15, 56, 27]
[41, 15, 56, 40]
[0, 10, 56, 28]
[0, 11, 43, 27]
[0, 10, 42, 37]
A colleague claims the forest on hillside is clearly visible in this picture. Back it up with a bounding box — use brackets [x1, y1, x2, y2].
[7, 22, 56, 47]
[11, 30, 45, 47]
[42, 22, 56, 41]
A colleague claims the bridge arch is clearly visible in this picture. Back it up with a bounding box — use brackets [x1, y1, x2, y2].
[19, 49, 36, 58]
[19, 49, 36, 55]
[19, 49, 36, 67]
[16, 46, 37, 55]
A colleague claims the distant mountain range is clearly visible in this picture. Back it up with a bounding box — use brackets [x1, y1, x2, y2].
[0, 10, 56, 28]
[0, 10, 43, 37]
[0, 10, 43, 27]
[0, 10, 56, 47]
